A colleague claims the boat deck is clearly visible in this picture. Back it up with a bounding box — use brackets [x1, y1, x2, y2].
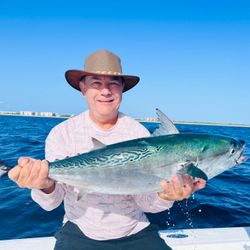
[0, 227, 249, 250]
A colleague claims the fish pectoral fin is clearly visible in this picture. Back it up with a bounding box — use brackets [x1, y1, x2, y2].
[178, 163, 208, 181]
[91, 137, 107, 150]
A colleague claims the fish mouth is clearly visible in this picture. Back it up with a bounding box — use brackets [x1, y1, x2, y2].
[234, 141, 247, 165]
[235, 155, 248, 164]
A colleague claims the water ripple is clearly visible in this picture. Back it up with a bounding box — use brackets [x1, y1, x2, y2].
[0, 116, 250, 239]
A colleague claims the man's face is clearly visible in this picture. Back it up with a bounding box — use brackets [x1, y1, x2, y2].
[80, 75, 124, 121]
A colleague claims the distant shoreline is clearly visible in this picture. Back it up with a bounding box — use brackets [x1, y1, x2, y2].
[0, 114, 69, 119]
[1, 114, 250, 128]
[174, 121, 250, 128]
[137, 119, 250, 128]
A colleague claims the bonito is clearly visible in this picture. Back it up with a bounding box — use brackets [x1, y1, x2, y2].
[0, 109, 247, 195]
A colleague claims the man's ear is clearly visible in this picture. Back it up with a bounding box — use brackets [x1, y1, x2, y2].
[79, 81, 86, 96]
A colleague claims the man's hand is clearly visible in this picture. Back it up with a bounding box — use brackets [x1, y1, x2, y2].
[158, 175, 206, 201]
[8, 157, 55, 194]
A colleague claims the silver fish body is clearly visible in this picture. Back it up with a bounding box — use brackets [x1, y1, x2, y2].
[48, 133, 245, 194]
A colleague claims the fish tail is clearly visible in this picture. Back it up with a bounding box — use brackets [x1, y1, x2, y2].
[0, 160, 11, 178]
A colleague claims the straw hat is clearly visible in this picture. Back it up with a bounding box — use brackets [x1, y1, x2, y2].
[65, 50, 140, 92]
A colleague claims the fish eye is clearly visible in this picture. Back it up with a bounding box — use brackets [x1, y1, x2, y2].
[230, 149, 236, 155]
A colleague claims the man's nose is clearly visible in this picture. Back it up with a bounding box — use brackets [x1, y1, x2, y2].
[100, 85, 112, 95]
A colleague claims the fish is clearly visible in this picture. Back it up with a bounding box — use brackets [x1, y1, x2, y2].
[0, 109, 247, 195]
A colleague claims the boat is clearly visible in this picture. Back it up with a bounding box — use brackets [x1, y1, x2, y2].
[0, 226, 249, 250]
[159, 226, 250, 250]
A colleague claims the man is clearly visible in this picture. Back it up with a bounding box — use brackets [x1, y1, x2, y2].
[9, 50, 205, 250]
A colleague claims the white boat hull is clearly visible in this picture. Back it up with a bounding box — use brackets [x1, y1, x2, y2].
[0, 227, 249, 250]
[159, 226, 250, 250]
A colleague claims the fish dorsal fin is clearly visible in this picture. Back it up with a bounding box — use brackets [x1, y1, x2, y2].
[91, 137, 106, 150]
[152, 108, 180, 136]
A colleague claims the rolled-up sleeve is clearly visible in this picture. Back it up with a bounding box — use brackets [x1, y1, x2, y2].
[133, 193, 174, 213]
[31, 182, 66, 211]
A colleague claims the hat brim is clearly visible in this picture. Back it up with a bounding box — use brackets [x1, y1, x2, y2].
[65, 70, 140, 92]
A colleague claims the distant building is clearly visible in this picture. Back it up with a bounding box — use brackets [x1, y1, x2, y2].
[20, 111, 34, 116]
[0, 110, 71, 118]
[0, 111, 20, 115]
[136, 117, 159, 122]
[34, 112, 58, 117]
[144, 117, 159, 122]
[18, 111, 59, 117]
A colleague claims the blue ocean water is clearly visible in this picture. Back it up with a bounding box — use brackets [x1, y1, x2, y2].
[0, 116, 249, 240]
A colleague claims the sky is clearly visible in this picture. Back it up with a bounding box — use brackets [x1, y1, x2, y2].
[0, 0, 250, 124]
